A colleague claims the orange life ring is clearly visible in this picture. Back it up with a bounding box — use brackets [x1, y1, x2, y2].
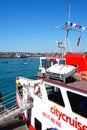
[81, 71, 87, 76]
[82, 75, 87, 80]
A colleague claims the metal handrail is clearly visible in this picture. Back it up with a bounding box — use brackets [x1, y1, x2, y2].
[0, 89, 33, 125]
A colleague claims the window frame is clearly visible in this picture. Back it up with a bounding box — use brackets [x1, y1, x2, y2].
[45, 83, 65, 107]
[67, 91, 87, 118]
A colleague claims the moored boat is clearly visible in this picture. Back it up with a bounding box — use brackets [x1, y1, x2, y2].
[0, 2, 87, 130]
[15, 3, 87, 130]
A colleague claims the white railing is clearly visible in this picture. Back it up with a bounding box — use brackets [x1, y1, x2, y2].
[0, 90, 33, 125]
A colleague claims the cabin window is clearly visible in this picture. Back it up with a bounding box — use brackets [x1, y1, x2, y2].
[27, 108, 31, 125]
[41, 59, 51, 69]
[46, 59, 51, 68]
[45, 84, 65, 107]
[67, 91, 87, 118]
[35, 118, 42, 130]
[41, 59, 46, 68]
[59, 59, 65, 65]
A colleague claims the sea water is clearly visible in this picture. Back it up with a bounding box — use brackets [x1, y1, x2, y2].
[0, 58, 39, 107]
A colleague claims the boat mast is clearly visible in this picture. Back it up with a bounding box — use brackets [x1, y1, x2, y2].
[55, 0, 86, 54]
[64, 0, 72, 52]
[54, 0, 72, 54]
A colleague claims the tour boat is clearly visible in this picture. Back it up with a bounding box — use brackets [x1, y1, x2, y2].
[0, 2, 87, 130]
[15, 3, 87, 130]
[16, 52, 87, 130]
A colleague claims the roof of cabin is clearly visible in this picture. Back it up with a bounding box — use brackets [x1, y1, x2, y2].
[36, 75, 87, 93]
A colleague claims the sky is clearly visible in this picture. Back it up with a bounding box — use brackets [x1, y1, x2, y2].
[0, 0, 87, 53]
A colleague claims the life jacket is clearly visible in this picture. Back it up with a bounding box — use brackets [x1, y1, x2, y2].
[16, 80, 21, 87]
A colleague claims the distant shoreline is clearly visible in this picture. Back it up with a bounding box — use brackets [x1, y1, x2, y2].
[0, 52, 87, 58]
[0, 56, 41, 59]
[0, 52, 44, 58]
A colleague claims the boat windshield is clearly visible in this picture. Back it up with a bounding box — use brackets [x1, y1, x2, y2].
[56, 59, 65, 65]
[59, 59, 65, 65]
[41, 59, 56, 69]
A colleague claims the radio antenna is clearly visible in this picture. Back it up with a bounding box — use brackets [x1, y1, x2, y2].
[68, 0, 70, 24]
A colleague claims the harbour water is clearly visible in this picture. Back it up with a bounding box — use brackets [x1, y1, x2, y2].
[0, 57, 39, 106]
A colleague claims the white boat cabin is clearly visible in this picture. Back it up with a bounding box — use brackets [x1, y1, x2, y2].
[16, 76, 87, 130]
[38, 56, 77, 83]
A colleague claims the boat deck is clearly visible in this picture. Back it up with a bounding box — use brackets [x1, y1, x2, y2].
[36, 73, 87, 93]
[67, 77, 87, 92]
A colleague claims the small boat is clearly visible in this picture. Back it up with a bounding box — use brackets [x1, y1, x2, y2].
[2, 61, 8, 64]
